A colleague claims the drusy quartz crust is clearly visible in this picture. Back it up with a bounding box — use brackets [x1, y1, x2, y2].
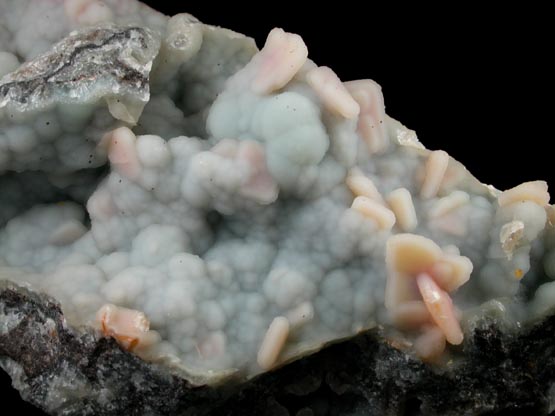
[1, 1, 555, 415]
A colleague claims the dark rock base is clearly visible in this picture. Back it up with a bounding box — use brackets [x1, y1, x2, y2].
[1, 282, 554, 415]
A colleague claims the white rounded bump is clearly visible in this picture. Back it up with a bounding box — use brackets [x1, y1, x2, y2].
[87, 188, 117, 221]
[286, 302, 314, 329]
[352, 196, 396, 230]
[306, 66, 360, 119]
[151, 14, 203, 87]
[197, 332, 227, 360]
[165, 14, 203, 61]
[387, 188, 418, 232]
[137, 135, 171, 168]
[65, 0, 113, 25]
[49, 220, 88, 246]
[421, 150, 449, 199]
[257, 316, 290, 370]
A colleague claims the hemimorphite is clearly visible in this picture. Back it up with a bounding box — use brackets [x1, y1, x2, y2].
[1, 0, 554, 387]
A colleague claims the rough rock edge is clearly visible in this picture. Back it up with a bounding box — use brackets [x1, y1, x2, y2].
[0, 25, 159, 113]
[0, 281, 215, 415]
[2, 281, 554, 415]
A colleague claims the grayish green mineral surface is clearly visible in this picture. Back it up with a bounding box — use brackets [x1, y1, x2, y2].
[1, 0, 555, 403]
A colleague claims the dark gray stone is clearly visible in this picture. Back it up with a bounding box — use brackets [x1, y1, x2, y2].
[2, 280, 554, 415]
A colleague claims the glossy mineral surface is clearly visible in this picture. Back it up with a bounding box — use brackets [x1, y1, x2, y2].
[1, 0, 555, 383]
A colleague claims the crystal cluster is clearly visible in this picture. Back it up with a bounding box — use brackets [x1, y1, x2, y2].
[1, 0, 555, 391]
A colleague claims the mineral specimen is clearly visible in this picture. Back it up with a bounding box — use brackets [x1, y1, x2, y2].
[1, 0, 554, 415]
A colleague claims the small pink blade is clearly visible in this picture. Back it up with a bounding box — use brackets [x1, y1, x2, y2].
[416, 273, 463, 345]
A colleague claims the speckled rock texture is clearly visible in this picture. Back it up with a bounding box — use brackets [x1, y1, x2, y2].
[2, 281, 555, 415]
[0, 282, 214, 415]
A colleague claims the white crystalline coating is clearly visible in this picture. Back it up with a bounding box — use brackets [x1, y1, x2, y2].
[1, 0, 555, 384]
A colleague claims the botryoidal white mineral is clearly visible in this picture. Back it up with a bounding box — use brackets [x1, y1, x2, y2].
[1, 0, 554, 384]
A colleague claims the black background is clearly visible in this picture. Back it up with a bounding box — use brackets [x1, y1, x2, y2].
[2, 2, 553, 415]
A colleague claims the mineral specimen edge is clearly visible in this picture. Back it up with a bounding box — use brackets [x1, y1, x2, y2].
[1, 0, 555, 415]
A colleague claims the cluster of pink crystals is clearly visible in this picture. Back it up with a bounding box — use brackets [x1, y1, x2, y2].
[385, 234, 473, 360]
